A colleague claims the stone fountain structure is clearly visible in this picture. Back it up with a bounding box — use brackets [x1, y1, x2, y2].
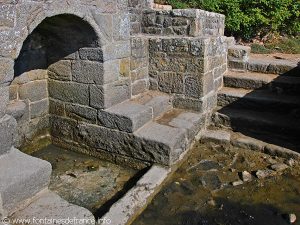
[0, 0, 228, 220]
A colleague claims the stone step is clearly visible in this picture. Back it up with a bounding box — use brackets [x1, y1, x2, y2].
[11, 190, 94, 224]
[0, 148, 52, 216]
[247, 55, 299, 76]
[131, 90, 172, 118]
[218, 87, 300, 115]
[201, 128, 300, 160]
[224, 70, 300, 95]
[135, 122, 187, 165]
[155, 108, 205, 140]
[98, 91, 171, 133]
[135, 109, 204, 165]
[98, 101, 153, 133]
[213, 107, 300, 142]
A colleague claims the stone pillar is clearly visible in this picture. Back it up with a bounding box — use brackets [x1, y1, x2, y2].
[148, 36, 227, 113]
[0, 57, 16, 156]
[130, 36, 149, 96]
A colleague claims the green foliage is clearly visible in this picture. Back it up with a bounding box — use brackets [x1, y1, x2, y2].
[167, 0, 189, 9]
[265, 37, 300, 54]
[250, 44, 272, 54]
[166, 0, 300, 40]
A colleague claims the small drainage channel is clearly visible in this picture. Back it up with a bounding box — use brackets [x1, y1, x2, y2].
[29, 144, 149, 220]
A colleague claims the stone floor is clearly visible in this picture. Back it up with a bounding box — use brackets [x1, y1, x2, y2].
[32, 145, 139, 217]
[132, 141, 300, 225]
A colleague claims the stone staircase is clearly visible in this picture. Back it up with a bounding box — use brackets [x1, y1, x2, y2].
[213, 45, 300, 152]
[51, 90, 206, 167]
[1, 90, 205, 222]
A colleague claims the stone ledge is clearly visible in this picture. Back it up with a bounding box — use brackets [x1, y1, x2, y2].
[11, 190, 95, 225]
[151, 3, 172, 10]
[201, 129, 231, 144]
[228, 45, 250, 61]
[101, 165, 171, 225]
[98, 101, 153, 133]
[0, 148, 51, 215]
[0, 115, 17, 155]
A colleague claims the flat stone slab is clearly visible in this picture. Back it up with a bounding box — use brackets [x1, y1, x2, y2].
[101, 165, 171, 225]
[0, 148, 51, 215]
[248, 56, 299, 75]
[136, 122, 187, 150]
[98, 101, 153, 132]
[231, 136, 265, 152]
[131, 91, 171, 118]
[218, 87, 300, 110]
[215, 107, 300, 138]
[202, 129, 231, 144]
[11, 191, 95, 225]
[224, 70, 300, 96]
[156, 109, 205, 140]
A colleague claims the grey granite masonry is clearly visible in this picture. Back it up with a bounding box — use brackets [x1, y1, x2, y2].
[0, 0, 228, 168]
[0, 0, 228, 217]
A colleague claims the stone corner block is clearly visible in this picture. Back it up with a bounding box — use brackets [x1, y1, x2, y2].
[228, 45, 251, 61]
[0, 115, 17, 155]
[90, 78, 131, 109]
[0, 58, 14, 85]
[202, 129, 231, 144]
[0, 86, 9, 118]
[172, 96, 204, 112]
[98, 102, 152, 132]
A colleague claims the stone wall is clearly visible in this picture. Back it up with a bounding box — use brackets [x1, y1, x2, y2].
[128, 0, 153, 35]
[130, 37, 149, 96]
[0, 0, 227, 165]
[0, 0, 135, 149]
[148, 36, 227, 112]
[142, 9, 225, 36]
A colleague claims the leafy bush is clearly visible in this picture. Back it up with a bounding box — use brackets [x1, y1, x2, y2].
[163, 0, 300, 41]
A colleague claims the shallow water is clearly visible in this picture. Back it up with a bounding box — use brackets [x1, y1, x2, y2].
[133, 142, 300, 225]
[32, 144, 139, 217]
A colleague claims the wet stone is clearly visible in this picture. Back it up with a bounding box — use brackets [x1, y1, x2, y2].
[188, 160, 222, 172]
[270, 163, 289, 172]
[200, 172, 222, 190]
[232, 180, 243, 186]
[207, 199, 216, 207]
[287, 213, 297, 224]
[240, 171, 252, 182]
[132, 140, 300, 225]
[266, 157, 278, 165]
[32, 144, 137, 214]
[179, 180, 195, 195]
[285, 159, 297, 167]
[255, 169, 275, 179]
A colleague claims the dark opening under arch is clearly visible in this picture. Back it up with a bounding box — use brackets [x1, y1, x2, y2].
[14, 14, 100, 77]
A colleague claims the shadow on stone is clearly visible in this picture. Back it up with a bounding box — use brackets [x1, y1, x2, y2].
[14, 14, 100, 77]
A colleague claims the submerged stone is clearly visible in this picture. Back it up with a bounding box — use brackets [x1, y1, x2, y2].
[188, 159, 222, 172]
[255, 169, 275, 179]
[270, 163, 289, 172]
[200, 172, 222, 190]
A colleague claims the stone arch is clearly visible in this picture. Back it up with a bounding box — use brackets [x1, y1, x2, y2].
[13, 9, 106, 60]
[10, 13, 106, 148]
[15, 14, 101, 76]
